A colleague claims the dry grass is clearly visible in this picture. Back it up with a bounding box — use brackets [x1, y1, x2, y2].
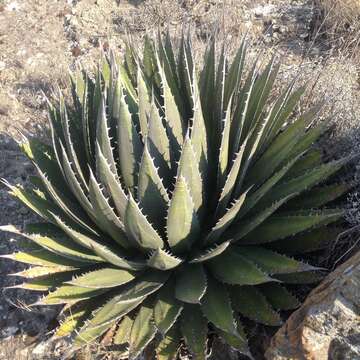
[315, 0, 360, 52]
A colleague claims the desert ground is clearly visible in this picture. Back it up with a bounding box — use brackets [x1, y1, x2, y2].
[0, 0, 359, 359]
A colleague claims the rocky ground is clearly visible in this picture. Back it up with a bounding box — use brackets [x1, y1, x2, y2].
[0, 0, 359, 359]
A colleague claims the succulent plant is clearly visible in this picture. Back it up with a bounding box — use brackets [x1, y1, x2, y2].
[0, 33, 351, 359]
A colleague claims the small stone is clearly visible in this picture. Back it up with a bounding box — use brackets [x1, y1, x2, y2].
[32, 342, 48, 355]
[0, 61, 5, 71]
[2, 326, 18, 338]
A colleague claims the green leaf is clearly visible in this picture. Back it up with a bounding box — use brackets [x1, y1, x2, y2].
[156, 326, 181, 360]
[67, 267, 136, 289]
[95, 143, 128, 221]
[254, 157, 351, 211]
[41, 284, 109, 305]
[233, 246, 317, 274]
[114, 315, 134, 345]
[208, 248, 272, 285]
[147, 248, 183, 271]
[217, 96, 233, 189]
[274, 271, 325, 284]
[56, 301, 94, 337]
[175, 264, 207, 304]
[191, 78, 208, 180]
[216, 318, 250, 358]
[147, 97, 172, 182]
[154, 282, 183, 335]
[125, 193, 165, 251]
[215, 138, 248, 218]
[96, 94, 117, 176]
[205, 191, 248, 246]
[116, 83, 142, 193]
[138, 142, 169, 229]
[159, 63, 185, 153]
[201, 277, 238, 336]
[3, 249, 80, 268]
[284, 183, 351, 211]
[282, 149, 322, 181]
[88, 170, 130, 248]
[75, 271, 169, 344]
[237, 154, 301, 219]
[166, 176, 200, 253]
[129, 300, 158, 359]
[1, 223, 102, 264]
[242, 209, 344, 244]
[189, 241, 231, 263]
[51, 214, 144, 270]
[180, 304, 207, 360]
[137, 69, 152, 137]
[177, 134, 204, 216]
[269, 227, 342, 254]
[230, 285, 282, 326]
[258, 283, 300, 310]
[227, 195, 295, 242]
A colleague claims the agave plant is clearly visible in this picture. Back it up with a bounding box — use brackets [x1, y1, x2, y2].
[0, 33, 351, 359]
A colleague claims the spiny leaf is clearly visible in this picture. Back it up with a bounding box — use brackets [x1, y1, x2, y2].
[216, 317, 251, 358]
[269, 227, 342, 254]
[154, 282, 183, 335]
[177, 134, 204, 216]
[274, 271, 325, 284]
[156, 326, 181, 360]
[129, 300, 158, 359]
[114, 315, 134, 345]
[180, 304, 207, 360]
[259, 283, 300, 310]
[159, 63, 185, 154]
[227, 195, 295, 242]
[41, 284, 109, 305]
[147, 96, 172, 182]
[242, 209, 344, 244]
[205, 191, 248, 246]
[125, 193, 165, 251]
[67, 267, 136, 289]
[230, 285, 282, 326]
[201, 276, 238, 336]
[9, 266, 75, 279]
[256, 157, 352, 210]
[88, 170, 130, 248]
[175, 264, 207, 304]
[95, 143, 128, 221]
[284, 183, 351, 211]
[282, 149, 322, 181]
[51, 214, 144, 270]
[233, 246, 318, 274]
[1, 223, 102, 264]
[116, 82, 142, 193]
[217, 96, 233, 190]
[56, 302, 90, 337]
[208, 248, 273, 285]
[138, 142, 169, 229]
[137, 68, 152, 137]
[236, 154, 301, 220]
[2, 249, 81, 268]
[189, 241, 230, 264]
[75, 271, 169, 344]
[147, 248, 183, 271]
[96, 94, 117, 176]
[215, 138, 248, 219]
[166, 176, 200, 253]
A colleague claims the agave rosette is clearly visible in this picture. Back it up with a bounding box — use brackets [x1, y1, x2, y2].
[0, 33, 351, 359]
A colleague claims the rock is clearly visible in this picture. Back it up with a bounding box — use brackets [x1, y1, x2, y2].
[265, 251, 360, 360]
